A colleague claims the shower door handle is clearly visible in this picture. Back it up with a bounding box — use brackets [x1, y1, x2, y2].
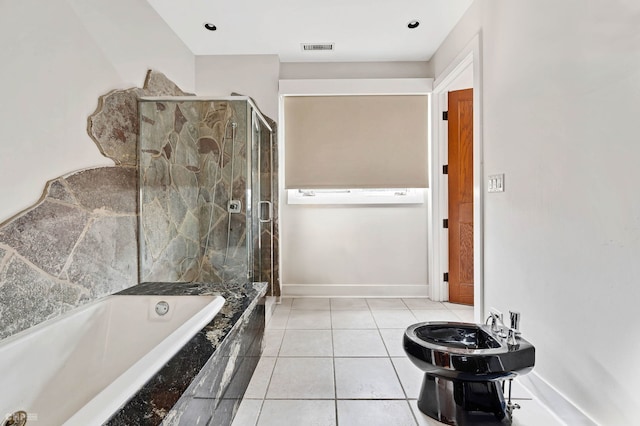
[259, 201, 272, 223]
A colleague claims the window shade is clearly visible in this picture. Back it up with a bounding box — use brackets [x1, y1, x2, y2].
[284, 95, 429, 189]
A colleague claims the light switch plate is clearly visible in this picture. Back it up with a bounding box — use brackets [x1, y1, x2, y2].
[488, 174, 505, 193]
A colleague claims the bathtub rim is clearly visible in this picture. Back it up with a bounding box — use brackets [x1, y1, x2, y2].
[0, 294, 226, 426]
[64, 294, 225, 426]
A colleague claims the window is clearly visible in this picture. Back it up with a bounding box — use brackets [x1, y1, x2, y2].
[287, 188, 424, 205]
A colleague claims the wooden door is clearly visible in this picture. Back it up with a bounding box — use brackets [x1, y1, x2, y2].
[448, 89, 474, 305]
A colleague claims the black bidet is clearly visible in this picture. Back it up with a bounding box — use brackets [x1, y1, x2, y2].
[404, 322, 535, 425]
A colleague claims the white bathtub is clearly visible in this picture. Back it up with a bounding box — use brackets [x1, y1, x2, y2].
[0, 294, 225, 426]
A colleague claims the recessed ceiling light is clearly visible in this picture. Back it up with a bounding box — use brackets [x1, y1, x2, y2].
[204, 23, 217, 31]
[407, 20, 420, 29]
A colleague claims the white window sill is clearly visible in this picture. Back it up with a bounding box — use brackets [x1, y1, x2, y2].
[287, 188, 425, 205]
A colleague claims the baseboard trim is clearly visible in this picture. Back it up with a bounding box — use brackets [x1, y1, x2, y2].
[282, 284, 429, 298]
[519, 372, 598, 426]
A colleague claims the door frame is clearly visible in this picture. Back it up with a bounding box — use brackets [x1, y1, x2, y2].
[428, 34, 484, 322]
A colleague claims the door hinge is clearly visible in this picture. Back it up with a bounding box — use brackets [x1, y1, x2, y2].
[443, 272, 449, 282]
[442, 111, 449, 120]
[443, 219, 449, 228]
[442, 165, 448, 174]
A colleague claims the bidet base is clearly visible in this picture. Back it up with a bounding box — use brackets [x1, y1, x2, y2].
[417, 374, 511, 425]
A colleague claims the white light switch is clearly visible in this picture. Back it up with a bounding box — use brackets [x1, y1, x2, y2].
[488, 174, 505, 193]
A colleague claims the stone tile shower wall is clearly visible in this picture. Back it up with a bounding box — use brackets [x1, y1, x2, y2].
[139, 100, 251, 284]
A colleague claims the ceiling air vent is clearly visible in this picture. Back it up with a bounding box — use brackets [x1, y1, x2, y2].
[301, 43, 334, 51]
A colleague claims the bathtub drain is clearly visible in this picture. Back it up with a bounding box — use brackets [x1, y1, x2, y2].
[155, 301, 170, 316]
[3, 411, 27, 426]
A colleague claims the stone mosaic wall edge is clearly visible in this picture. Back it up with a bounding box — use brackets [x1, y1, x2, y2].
[0, 166, 138, 341]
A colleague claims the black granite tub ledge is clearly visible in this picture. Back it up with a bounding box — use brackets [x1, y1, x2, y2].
[106, 281, 267, 426]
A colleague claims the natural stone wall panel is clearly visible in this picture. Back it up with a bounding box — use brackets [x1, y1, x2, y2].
[0, 255, 71, 340]
[46, 178, 78, 205]
[232, 177, 247, 202]
[178, 211, 200, 245]
[88, 87, 143, 166]
[65, 167, 137, 214]
[0, 247, 7, 268]
[141, 157, 171, 194]
[54, 280, 89, 311]
[142, 70, 194, 97]
[143, 235, 199, 283]
[65, 215, 137, 298]
[0, 200, 90, 277]
[174, 129, 200, 172]
[172, 165, 199, 212]
[197, 138, 221, 159]
[199, 204, 226, 246]
[0, 166, 138, 340]
[160, 235, 195, 281]
[169, 190, 189, 229]
[141, 198, 174, 261]
[201, 101, 230, 127]
[89, 70, 193, 166]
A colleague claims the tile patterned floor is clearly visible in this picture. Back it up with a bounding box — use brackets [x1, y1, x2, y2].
[232, 298, 562, 426]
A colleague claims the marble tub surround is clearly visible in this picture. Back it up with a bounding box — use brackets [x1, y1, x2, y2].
[0, 166, 138, 340]
[106, 281, 267, 425]
[165, 292, 264, 425]
[88, 70, 194, 166]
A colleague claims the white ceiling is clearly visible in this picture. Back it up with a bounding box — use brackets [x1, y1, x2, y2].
[146, 0, 473, 62]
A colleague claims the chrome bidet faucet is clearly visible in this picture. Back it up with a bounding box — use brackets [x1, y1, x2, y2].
[487, 308, 506, 337]
[487, 309, 522, 344]
[507, 311, 521, 345]
[509, 311, 521, 334]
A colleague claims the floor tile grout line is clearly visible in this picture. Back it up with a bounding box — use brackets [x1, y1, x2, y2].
[252, 398, 265, 426]
[331, 317, 339, 425]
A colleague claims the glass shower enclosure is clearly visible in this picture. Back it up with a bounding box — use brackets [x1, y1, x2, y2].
[137, 97, 276, 292]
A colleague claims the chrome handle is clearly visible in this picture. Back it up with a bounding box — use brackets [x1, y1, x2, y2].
[259, 200, 272, 223]
[509, 311, 521, 332]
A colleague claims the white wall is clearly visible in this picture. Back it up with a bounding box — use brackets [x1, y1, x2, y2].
[280, 61, 431, 79]
[283, 198, 428, 287]
[195, 55, 280, 120]
[431, 1, 640, 424]
[0, 0, 195, 223]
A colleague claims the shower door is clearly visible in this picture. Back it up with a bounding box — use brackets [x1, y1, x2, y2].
[250, 109, 275, 293]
